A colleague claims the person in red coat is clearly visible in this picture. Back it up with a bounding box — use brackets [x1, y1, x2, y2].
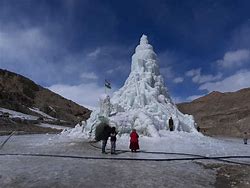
[129, 129, 139, 152]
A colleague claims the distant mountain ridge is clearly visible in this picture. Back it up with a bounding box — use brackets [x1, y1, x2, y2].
[0, 69, 91, 126]
[177, 89, 250, 137]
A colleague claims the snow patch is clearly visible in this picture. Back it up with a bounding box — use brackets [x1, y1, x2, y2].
[36, 123, 69, 130]
[0, 107, 38, 120]
[29, 107, 57, 121]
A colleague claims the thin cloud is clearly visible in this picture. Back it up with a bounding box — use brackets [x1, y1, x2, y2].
[80, 72, 98, 80]
[0, 23, 130, 87]
[185, 68, 222, 84]
[217, 49, 250, 69]
[106, 69, 114, 74]
[199, 69, 250, 93]
[193, 73, 223, 84]
[87, 48, 101, 58]
[173, 77, 184, 84]
[185, 68, 201, 77]
[0, 27, 53, 63]
[0, 27, 65, 85]
[106, 65, 129, 75]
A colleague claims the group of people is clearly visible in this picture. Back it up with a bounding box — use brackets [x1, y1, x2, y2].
[100, 117, 175, 154]
[99, 117, 175, 154]
[101, 125, 117, 154]
[101, 125, 140, 154]
[100, 117, 248, 155]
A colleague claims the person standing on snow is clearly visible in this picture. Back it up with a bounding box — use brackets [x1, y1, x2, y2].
[110, 127, 117, 154]
[129, 129, 139, 152]
[243, 132, 248, 145]
[168, 117, 174, 131]
[101, 124, 111, 154]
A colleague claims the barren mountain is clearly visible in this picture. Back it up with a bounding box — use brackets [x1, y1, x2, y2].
[177, 89, 250, 137]
[0, 69, 91, 133]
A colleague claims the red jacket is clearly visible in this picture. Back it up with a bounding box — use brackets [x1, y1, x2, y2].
[130, 131, 139, 142]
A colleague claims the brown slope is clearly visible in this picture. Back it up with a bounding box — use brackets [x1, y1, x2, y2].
[177, 89, 250, 137]
[0, 69, 91, 125]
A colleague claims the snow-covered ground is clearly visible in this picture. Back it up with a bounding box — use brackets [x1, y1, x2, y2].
[64, 129, 250, 159]
[36, 123, 71, 130]
[0, 107, 38, 120]
[0, 132, 249, 187]
[29, 107, 57, 121]
[0, 107, 59, 122]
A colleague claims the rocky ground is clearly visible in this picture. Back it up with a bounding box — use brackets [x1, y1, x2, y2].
[177, 89, 250, 138]
[0, 69, 91, 125]
[197, 162, 250, 188]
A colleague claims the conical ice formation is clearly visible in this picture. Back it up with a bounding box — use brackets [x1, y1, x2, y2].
[82, 35, 197, 137]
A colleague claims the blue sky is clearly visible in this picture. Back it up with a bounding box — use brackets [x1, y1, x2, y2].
[1, 0, 250, 108]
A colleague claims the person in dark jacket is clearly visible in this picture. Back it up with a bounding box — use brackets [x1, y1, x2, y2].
[129, 129, 139, 152]
[110, 127, 117, 154]
[168, 117, 174, 131]
[101, 124, 111, 153]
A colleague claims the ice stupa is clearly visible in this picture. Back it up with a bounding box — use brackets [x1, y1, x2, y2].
[82, 35, 196, 137]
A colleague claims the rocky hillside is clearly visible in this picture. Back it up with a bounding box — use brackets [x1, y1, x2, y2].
[177, 89, 250, 137]
[0, 69, 91, 131]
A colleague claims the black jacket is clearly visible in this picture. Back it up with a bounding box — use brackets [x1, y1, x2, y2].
[110, 131, 117, 142]
[102, 126, 111, 140]
[168, 119, 174, 126]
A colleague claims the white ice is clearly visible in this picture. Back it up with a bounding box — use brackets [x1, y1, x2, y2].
[71, 35, 196, 138]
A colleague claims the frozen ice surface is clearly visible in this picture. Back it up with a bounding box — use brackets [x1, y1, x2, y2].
[1, 132, 249, 159]
[0, 156, 216, 188]
[0, 133, 249, 188]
